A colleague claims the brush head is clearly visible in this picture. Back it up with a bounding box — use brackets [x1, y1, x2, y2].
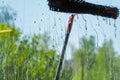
[48, 0, 119, 19]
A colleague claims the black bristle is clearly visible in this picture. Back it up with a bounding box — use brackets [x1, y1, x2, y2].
[48, 0, 119, 19]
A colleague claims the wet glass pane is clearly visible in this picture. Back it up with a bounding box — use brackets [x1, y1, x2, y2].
[0, 0, 120, 80]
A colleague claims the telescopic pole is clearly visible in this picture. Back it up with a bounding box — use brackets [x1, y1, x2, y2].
[55, 14, 76, 80]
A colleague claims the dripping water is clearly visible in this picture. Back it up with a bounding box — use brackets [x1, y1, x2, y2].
[102, 17, 108, 24]
[76, 15, 81, 29]
[51, 13, 56, 49]
[81, 15, 89, 78]
[102, 17, 106, 21]
[97, 16, 100, 27]
[39, 18, 43, 32]
[77, 15, 79, 19]
[105, 18, 108, 24]
[108, 19, 111, 26]
[48, 13, 50, 34]
[59, 16, 64, 41]
[101, 27, 106, 41]
[93, 26, 99, 48]
[54, 13, 56, 27]
[76, 15, 84, 44]
[113, 20, 117, 38]
[52, 38, 55, 48]
[82, 15, 87, 35]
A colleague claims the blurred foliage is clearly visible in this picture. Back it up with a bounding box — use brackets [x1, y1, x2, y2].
[0, 24, 59, 80]
[73, 36, 96, 80]
[72, 36, 120, 80]
[0, 23, 120, 80]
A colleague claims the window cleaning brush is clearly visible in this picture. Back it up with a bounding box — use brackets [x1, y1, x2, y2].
[48, 0, 119, 19]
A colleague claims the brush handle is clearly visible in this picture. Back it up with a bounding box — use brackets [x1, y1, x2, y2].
[55, 14, 75, 80]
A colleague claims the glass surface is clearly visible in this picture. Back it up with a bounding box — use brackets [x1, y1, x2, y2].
[0, 0, 120, 80]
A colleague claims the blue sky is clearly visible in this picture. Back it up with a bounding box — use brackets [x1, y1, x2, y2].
[1, 0, 120, 57]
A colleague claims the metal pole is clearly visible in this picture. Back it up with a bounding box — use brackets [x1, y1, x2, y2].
[55, 14, 76, 80]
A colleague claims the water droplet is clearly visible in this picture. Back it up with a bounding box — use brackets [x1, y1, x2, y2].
[34, 21, 36, 24]
[109, 19, 111, 26]
[105, 18, 108, 24]
[59, 18, 61, 20]
[52, 45, 55, 48]
[102, 18, 106, 21]
[52, 26, 54, 29]
[42, 13, 44, 15]
[54, 14, 56, 27]
[40, 19, 42, 22]
[61, 28, 63, 32]
[54, 23, 56, 26]
[39, 27, 41, 31]
[74, 19, 76, 22]
[97, 16, 100, 26]
[14, 18, 16, 21]
[77, 15, 79, 19]
[85, 25, 87, 30]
